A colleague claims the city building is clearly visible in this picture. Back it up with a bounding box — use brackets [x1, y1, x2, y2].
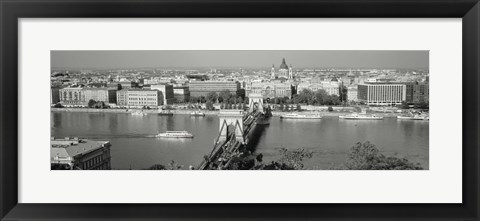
[246, 82, 293, 99]
[173, 86, 190, 103]
[82, 88, 117, 104]
[116, 89, 128, 106]
[111, 81, 138, 89]
[50, 137, 111, 170]
[357, 83, 406, 105]
[296, 80, 340, 96]
[51, 87, 61, 104]
[186, 74, 209, 81]
[413, 82, 429, 103]
[347, 86, 358, 102]
[150, 84, 175, 105]
[126, 89, 163, 107]
[405, 82, 429, 104]
[270, 58, 294, 80]
[59, 87, 84, 106]
[189, 81, 241, 97]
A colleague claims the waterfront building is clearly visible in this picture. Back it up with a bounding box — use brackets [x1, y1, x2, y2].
[173, 86, 190, 103]
[126, 89, 163, 107]
[150, 84, 175, 105]
[347, 86, 358, 102]
[116, 89, 128, 106]
[246, 82, 293, 99]
[357, 83, 406, 105]
[82, 88, 117, 104]
[296, 83, 324, 93]
[51, 87, 61, 104]
[50, 137, 111, 170]
[189, 81, 241, 97]
[296, 80, 340, 96]
[405, 82, 429, 104]
[59, 87, 84, 106]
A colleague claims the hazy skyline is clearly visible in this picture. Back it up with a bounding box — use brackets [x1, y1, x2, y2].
[51, 50, 429, 70]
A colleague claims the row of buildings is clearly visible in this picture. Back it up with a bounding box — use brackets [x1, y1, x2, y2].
[52, 79, 428, 107]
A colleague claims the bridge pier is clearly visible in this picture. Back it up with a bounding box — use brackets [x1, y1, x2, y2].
[218, 110, 245, 143]
[248, 93, 264, 113]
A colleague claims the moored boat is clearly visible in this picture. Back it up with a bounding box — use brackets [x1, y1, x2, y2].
[190, 111, 205, 117]
[158, 110, 174, 116]
[397, 114, 429, 120]
[156, 131, 194, 138]
[280, 113, 322, 119]
[339, 113, 383, 120]
[131, 111, 147, 116]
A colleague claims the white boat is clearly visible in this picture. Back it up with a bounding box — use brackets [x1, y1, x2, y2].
[190, 111, 205, 117]
[131, 111, 147, 116]
[339, 113, 383, 120]
[280, 113, 322, 119]
[156, 131, 194, 138]
[397, 114, 429, 120]
[397, 115, 415, 120]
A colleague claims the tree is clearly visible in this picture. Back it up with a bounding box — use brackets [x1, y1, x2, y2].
[415, 101, 429, 109]
[340, 85, 348, 103]
[314, 89, 328, 105]
[189, 96, 197, 103]
[205, 101, 214, 110]
[229, 97, 236, 104]
[88, 99, 96, 108]
[344, 141, 423, 170]
[298, 89, 315, 104]
[399, 101, 410, 109]
[206, 92, 218, 103]
[219, 90, 231, 103]
[236, 97, 243, 104]
[54, 103, 64, 108]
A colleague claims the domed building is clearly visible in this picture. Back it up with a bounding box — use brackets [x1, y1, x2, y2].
[270, 58, 293, 80]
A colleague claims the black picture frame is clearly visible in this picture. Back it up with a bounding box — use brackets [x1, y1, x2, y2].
[1, 0, 479, 220]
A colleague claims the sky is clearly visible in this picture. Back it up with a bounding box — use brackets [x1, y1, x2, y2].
[51, 50, 429, 70]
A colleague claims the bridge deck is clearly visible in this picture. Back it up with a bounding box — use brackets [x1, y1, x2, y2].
[198, 110, 264, 170]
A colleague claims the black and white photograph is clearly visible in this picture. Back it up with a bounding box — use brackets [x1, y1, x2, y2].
[50, 50, 429, 170]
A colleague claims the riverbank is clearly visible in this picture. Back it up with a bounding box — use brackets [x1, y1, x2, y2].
[51, 107, 418, 118]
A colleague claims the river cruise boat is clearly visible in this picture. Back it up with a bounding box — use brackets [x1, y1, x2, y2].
[190, 111, 205, 117]
[339, 113, 383, 120]
[280, 113, 322, 119]
[156, 131, 194, 138]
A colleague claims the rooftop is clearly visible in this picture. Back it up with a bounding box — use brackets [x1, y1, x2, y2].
[51, 137, 110, 161]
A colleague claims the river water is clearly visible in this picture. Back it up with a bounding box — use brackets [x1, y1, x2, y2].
[51, 112, 429, 169]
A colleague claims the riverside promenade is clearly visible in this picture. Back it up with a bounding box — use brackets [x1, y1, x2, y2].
[50, 107, 414, 118]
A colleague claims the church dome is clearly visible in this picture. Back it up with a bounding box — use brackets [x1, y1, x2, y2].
[279, 58, 289, 70]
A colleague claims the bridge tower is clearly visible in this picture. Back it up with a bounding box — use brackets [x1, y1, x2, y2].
[248, 93, 264, 113]
[218, 110, 245, 143]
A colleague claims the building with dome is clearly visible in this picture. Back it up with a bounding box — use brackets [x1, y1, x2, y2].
[271, 58, 293, 80]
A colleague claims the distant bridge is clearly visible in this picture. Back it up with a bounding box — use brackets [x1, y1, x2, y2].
[197, 94, 269, 170]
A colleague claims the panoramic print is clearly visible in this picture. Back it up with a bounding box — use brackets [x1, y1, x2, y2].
[50, 50, 429, 170]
